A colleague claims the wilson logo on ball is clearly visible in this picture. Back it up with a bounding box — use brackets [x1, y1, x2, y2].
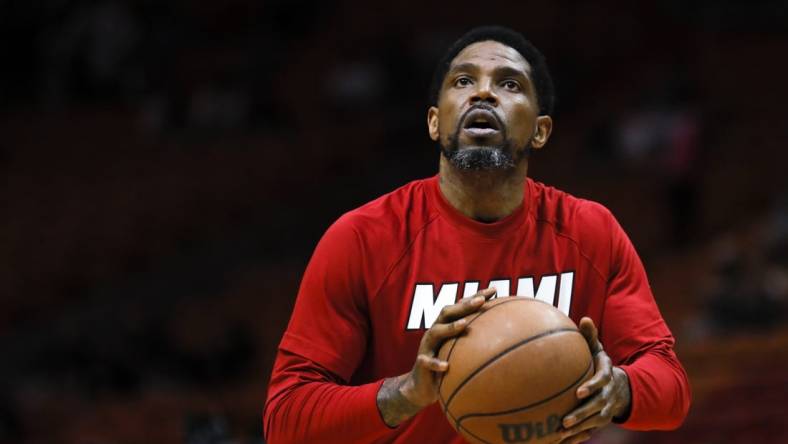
[498, 414, 561, 443]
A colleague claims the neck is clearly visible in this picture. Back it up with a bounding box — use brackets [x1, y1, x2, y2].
[438, 155, 529, 222]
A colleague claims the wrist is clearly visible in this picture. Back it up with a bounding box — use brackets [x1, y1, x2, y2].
[611, 366, 632, 423]
[397, 373, 427, 408]
[377, 375, 424, 428]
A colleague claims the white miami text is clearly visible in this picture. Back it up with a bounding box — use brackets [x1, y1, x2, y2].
[405, 272, 574, 330]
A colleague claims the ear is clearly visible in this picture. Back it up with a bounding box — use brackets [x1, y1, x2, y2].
[530, 115, 553, 150]
[427, 106, 440, 141]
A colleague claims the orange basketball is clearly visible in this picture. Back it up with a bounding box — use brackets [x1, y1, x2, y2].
[437, 297, 593, 444]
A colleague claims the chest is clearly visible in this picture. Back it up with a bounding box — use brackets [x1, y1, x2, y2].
[356, 224, 607, 379]
[385, 224, 603, 316]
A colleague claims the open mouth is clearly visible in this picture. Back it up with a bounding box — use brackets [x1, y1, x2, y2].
[467, 121, 496, 129]
[462, 108, 501, 137]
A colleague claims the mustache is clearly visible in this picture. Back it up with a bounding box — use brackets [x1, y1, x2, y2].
[459, 104, 505, 130]
[451, 104, 507, 146]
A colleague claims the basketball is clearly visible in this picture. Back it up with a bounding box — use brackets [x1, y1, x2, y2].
[437, 297, 594, 444]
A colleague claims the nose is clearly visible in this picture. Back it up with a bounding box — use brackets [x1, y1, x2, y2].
[470, 79, 498, 106]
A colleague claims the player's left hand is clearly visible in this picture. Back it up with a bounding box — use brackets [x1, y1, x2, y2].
[558, 317, 631, 444]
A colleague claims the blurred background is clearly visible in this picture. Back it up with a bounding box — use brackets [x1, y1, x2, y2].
[2, 0, 788, 443]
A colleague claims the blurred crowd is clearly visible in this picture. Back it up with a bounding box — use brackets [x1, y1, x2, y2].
[698, 195, 788, 336]
[2, 1, 788, 443]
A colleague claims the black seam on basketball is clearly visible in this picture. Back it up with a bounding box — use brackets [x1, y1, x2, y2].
[437, 297, 525, 411]
[443, 399, 500, 444]
[442, 399, 460, 429]
[455, 356, 594, 427]
[456, 423, 497, 444]
[444, 327, 581, 415]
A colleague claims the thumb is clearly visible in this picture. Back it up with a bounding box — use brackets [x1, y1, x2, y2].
[578, 317, 603, 355]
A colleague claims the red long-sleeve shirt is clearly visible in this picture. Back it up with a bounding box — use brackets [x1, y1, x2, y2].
[264, 176, 691, 443]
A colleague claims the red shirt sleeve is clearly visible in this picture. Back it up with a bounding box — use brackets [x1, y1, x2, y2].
[263, 216, 393, 443]
[600, 214, 691, 430]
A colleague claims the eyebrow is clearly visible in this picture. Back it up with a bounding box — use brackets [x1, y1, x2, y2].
[448, 62, 480, 75]
[448, 63, 530, 81]
[495, 66, 530, 80]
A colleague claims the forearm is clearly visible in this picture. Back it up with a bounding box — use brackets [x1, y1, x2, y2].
[264, 378, 392, 443]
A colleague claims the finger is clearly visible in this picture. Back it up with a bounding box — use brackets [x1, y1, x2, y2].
[562, 390, 606, 429]
[560, 413, 607, 442]
[577, 351, 612, 399]
[559, 430, 592, 444]
[419, 318, 469, 353]
[435, 288, 496, 324]
[578, 317, 602, 355]
[414, 354, 449, 373]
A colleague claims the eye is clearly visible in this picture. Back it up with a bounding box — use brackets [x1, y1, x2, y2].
[502, 80, 521, 92]
[454, 76, 473, 87]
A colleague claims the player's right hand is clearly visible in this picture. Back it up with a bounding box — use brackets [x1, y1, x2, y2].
[377, 288, 497, 427]
[401, 287, 497, 408]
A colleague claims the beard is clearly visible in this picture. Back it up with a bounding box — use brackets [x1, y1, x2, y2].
[440, 105, 531, 171]
[441, 142, 516, 170]
[441, 130, 527, 171]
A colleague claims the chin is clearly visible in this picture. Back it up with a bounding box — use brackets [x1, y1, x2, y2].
[444, 145, 517, 171]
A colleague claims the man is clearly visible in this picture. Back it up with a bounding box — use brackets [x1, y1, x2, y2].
[264, 26, 690, 443]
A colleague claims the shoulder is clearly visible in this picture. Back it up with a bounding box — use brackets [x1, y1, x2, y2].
[330, 177, 438, 245]
[314, 177, 438, 294]
[530, 179, 615, 236]
[529, 179, 620, 277]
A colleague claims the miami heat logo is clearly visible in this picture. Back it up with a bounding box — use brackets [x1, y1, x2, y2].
[405, 272, 575, 330]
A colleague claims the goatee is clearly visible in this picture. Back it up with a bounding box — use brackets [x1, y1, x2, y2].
[441, 104, 529, 170]
[441, 142, 517, 170]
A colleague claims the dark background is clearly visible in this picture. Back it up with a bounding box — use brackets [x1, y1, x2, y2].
[2, 1, 788, 443]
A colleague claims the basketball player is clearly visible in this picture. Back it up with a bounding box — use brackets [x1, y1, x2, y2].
[264, 26, 690, 443]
